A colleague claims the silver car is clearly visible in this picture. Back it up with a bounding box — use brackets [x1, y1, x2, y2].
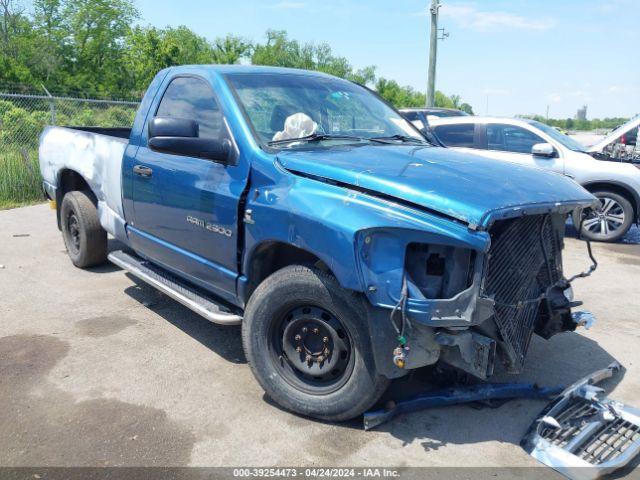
[429, 116, 640, 242]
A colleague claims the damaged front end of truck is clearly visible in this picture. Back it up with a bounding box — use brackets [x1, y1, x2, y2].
[276, 146, 598, 381]
[357, 204, 598, 380]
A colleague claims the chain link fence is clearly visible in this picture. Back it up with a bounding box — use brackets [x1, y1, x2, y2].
[0, 90, 139, 207]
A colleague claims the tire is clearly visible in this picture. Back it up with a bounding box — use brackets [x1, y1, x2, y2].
[60, 190, 107, 268]
[573, 191, 634, 243]
[242, 265, 389, 421]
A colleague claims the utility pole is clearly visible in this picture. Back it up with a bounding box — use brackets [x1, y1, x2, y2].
[426, 0, 448, 107]
[426, 0, 440, 107]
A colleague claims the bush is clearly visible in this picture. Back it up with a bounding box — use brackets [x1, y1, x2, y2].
[0, 147, 41, 208]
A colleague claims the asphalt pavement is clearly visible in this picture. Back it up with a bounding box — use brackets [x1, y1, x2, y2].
[1, 204, 639, 472]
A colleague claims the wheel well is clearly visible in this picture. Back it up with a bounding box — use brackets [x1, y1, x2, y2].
[582, 182, 638, 220]
[244, 242, 331, 301]
[56, 169, 95, 228]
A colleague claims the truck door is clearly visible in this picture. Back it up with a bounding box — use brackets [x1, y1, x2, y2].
[128, 75, 247, 302]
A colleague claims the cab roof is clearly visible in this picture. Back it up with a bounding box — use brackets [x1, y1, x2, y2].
[164, 64, 338, 79]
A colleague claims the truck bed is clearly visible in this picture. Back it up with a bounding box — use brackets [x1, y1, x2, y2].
[39, 126, 130, 240]
[65, 126, 132, 139]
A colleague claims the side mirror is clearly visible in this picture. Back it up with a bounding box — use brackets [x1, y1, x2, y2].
[148, 117, 198, 138]
[148, 116, 231, 163]
[531, 142, 556, 158]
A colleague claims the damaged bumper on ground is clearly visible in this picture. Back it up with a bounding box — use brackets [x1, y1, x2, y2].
[358, 202, 598, 380]
[521, 361, 640, 480]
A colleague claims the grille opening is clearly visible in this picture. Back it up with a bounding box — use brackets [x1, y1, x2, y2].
[405, 243, 476, 299]
[483, 214, 563, 372]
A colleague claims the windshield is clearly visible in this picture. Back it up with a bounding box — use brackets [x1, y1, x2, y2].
[526, 120, 587, 152]
[225, 72, 424, 149]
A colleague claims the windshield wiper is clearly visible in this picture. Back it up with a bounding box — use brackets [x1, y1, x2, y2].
[369, 134, 430, 145]
[268, 133, 370, 146]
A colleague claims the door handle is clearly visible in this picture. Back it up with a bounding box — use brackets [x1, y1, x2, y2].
[133, 165, 153, 178]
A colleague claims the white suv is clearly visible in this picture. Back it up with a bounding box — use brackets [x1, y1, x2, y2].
[429, 116, 640, 242]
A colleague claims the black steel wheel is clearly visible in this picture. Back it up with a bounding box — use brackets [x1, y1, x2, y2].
[242, 265, 389, 421]
[270, 305, 354, 395]
[60, 190, 107, 268]
[66, 212, 82, 255]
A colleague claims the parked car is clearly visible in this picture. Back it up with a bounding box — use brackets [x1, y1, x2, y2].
[40, 66, 595, 421]
[399, 108, 469, 146]
[429, 116, 640, 242]
[588, 116, 640, 163]
[399, 107, 468, 129]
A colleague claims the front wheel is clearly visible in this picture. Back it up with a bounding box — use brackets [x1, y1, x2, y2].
[573, 191, 634, 242]
[242, 265, 389, 421]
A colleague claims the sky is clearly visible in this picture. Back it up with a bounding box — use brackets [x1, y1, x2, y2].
[134, 0, 640, 119]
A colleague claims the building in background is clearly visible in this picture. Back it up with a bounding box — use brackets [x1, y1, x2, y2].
[576, 105, 588, 121]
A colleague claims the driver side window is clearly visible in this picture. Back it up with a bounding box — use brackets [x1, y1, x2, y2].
[487, 124, 544, 154]
[156, 77, 224, 140]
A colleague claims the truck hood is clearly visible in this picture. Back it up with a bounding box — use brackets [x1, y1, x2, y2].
[277, 145, 595, 227]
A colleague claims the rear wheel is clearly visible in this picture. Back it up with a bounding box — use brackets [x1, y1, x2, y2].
[573, 191, 634, 242]
[60, 190, 107, 268]
[242, 265, 389, 421]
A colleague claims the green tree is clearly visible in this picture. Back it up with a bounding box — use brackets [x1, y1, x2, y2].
[348, 66, 376, 86]
[251, 30, 375, 83]
[31, 0, 68, 84]
[375, 78, 425, 107]
[374, 77, 470, 112]
[63, 0, 139, 95]
[212, 35, 252, 64]
[434, 91, 454, 108]
[124, 25, 216, 93]
[0, 0, 41, 86]
[459, 103, 474, 115]
[0, 5, 476, 113]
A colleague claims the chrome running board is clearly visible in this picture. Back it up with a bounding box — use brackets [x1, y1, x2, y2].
[108, 250, 242, 326]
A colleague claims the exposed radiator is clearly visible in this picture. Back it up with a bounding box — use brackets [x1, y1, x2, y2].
[483, 214, 561, 372]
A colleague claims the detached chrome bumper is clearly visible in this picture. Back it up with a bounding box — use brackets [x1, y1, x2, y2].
[521, 361, 640, 480]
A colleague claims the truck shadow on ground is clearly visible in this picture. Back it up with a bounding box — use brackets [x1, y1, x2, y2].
[368, 331, 624, 453]
[262, 329, 624, 456]
[84, 238, 131, 274]
[122, 274, 246, 364]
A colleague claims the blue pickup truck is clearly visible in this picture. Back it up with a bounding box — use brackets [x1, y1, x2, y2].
[39, 65, 596, 421]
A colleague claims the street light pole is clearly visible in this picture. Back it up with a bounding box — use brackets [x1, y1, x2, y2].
[426, 0, 441, 107]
